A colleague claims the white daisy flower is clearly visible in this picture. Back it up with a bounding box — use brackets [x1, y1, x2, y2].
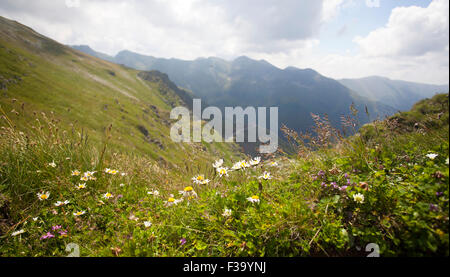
[121, 172, 127, 176]
[54, 200, 70, 207]
[103, 192, 114, 199]
[217, 167, 229, 177]
[73, 210, 86, 216]
[129, 214, 139, 221]
[32, 217, 38, 221]
[222, 208, 232, 217]
[212, 159, 224, 168]
[144, 221, 152, 228]
[85, 171, 96, 176]
[426, 153, 438, 160]
[179, 186, 197, 198]
[164, 197, 183, 206]
[269, 161, 279, 167]
[76, 183, 87, 190]
[174, 198, 184, 204]
[71, 170, 81, 176]
[240, 160, 251, 169]
[37, 191, 50, 201]
[81, 171, 96, 181]
[148, 189, 160, 196]
[249, 157, 261, 166]
[247, 195, 260, 204]
[11, 229, 25, 237]
[48, 161, 57, 168]
[353, 193, 365, 204]
[231, 162, 242, 170]
[192, 175, 206, 184]
[232, 160, 250, 170]
[258, 171, 272, 180]
[108, 169, 118, 175]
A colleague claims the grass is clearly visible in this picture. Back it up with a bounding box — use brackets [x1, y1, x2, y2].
[0, 16, 448, 257]
[0, 94, 448, 257]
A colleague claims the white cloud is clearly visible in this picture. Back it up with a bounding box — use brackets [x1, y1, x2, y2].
[279, 0, 449, 85]
[355, 0, 449, 57]
[0, 0, 333, 58]
[321, 0, 346, 22]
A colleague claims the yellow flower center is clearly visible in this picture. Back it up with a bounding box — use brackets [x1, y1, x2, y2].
[252, 195, 259, 200]
[184, 186, 193, 192]
[40, 195, 48, 200]
[197, 176, 204, 181]
[168, 197, 175, 202]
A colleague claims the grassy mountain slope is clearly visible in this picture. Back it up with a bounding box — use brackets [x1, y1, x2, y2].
[339, 76, 449, 111]
[0, 16, 242, 169]
[0, 17, 447, 258]
[1, 81, 447, 256]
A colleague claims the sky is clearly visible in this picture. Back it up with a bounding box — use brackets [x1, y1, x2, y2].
[0, 0, 448, 85]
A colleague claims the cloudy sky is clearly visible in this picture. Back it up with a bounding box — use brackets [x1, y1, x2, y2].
[0, 0, 448, 84]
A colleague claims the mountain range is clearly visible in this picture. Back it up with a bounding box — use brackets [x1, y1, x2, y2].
[72, 46, 428, 152]
[339, 76, 448, 111]
[72, 46, 448, 130]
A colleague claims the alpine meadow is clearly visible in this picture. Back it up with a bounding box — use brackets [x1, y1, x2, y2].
[0, 0, 449, 260]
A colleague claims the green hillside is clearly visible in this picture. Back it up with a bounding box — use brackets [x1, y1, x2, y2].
[0, 16, 242, 169]
[0, 17, 448, 257]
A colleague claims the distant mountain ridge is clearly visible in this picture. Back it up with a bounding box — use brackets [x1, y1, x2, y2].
[339, 76, 449, 111]
[72, 46, 398, 144]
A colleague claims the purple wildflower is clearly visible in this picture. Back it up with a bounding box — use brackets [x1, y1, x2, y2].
[436, 192, 444, 197]
[40, 232, 55, 240]
[180, 238, 187, 246]
[340, 186, 348, 191]
[321, 182, 327, 188]
[52, 225, 62, 231]
[429, 204, 439, 212]
[344, 173, 349, 179]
